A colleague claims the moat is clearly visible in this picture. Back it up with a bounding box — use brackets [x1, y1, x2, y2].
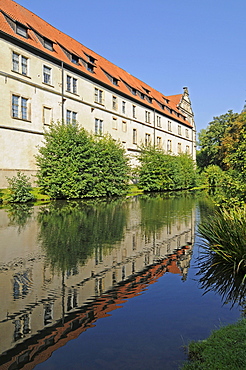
[0, 194, 241, 369]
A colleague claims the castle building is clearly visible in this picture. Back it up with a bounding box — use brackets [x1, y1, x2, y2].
[0, 0, 196, 187]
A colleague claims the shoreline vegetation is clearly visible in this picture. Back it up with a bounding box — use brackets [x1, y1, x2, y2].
[182, 319, 246, 370]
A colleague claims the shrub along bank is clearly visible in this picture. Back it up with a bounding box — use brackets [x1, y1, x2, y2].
[136, 145, 197, 192]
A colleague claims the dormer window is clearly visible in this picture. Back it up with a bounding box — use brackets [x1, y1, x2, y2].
[16, 23, 28, 38]
[71, 54, 79, 64]
[146, 96, 152, 103]
[112, 77, 118, 86]
[131, 88, 137, 95]
[44, 38, 53, 51]
[140, 92, 145, 99]
[87, 63, 94, 72]
[88, 56, 96, 64]
[143, 87, 150, 94]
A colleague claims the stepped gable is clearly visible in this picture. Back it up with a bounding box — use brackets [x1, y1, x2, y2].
[0, 0, 192, 127]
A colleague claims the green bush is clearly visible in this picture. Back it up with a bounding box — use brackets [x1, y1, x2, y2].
[137, 146, 197, 192]
[6, 172, 35, 203]
[36, 122, 130, 199]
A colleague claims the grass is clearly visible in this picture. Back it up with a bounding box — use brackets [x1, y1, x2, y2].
[182, 319, 246, 369]
[198, 207, 246, 280]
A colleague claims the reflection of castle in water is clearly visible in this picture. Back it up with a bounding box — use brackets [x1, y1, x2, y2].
[0, 197, 195, 369]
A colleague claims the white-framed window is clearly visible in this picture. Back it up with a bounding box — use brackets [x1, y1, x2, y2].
[186, 145, 190, 154]
[178, 142, 182, 153]
[66, 110, 77, 125]
[167, 139, 172, 152]
[185, 128, 189, 138]
[43, 106, 52, 125]
[112, 117, 117, 129]
[12, 52, 28, 75]
[95, 88, 103, 104]
[178, 125, 182, 135]
[145, 111, 151, 123]
[156, 116, 161, 127]
[132, 105, 136, 118]
[122, 101, 126, 114]
[145, 133, 151, 146]
[168, 121, 172, 132]
[112, 96, 117, 110]
[122, 120, 127, 132]
[157, 136, 162, 147]
[133, 128, 137, 144]
[95, 118, 103, 135]
[67, 75, 77, 94]
[43, 65, 52, 84]
[12, 95, 30, 120]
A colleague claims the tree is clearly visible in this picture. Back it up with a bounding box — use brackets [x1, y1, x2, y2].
[197, 111, 238, 169]
[36, 123, 130, 199]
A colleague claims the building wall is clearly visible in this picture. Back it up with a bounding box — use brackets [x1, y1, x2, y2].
[0, 23, 196, 188]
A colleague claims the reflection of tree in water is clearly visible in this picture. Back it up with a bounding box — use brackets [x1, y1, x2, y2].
[196, 247, 246, 313]
[38, 199, 128, 272]
[139, 192, 196, 237]
[7, 203, 34, 232]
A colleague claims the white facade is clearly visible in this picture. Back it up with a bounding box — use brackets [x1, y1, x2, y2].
[0, 0, 196, 188]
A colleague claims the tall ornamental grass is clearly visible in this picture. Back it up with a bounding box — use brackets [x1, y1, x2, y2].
[198, 207, 246, 283]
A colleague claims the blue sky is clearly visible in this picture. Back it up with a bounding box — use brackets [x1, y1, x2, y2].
[15, 0, 246, 132]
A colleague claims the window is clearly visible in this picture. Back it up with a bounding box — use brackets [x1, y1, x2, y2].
[132, 105, 136, 118]
[178, 125, 182, 135]
[157, 136, 162, 147]
[122, 101, 126, 114]
[168, 121, 172, 132]
[156, 116, 161, 127]
[185, 129, 189, 138]
[16, 23, 28, 38]
[167, 139, 172, 152]
[95, 88, 103, 104]
[43, 107, 52, 125]
[133, 129, 137, 144]
[43, 65, 51, 84]
[87, 63, 94, 72]
[66, 110, 77, 125]
[12, 95, 29, 120]
[67, 75, 77, 94]
[112, 77, 118, 86]
[12, 52, 19, 72]
[95, 118, 103, 135]
[178, 142, 182, 153]
[71, 54, 79, 64]
[186, 145, 190, 154]
[12, 52, 28, 75]
[44, 38, 53, 51]
[112, 96, 117, 110]
[112, 117, 117, 129]
[132, 88, 137, 95]
[122, 121, 127, 132]
[145, 133, 151, 146]
[145, 111, 150, 123]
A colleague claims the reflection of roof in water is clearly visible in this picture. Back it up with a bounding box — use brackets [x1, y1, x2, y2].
[0, 246, 191, 370]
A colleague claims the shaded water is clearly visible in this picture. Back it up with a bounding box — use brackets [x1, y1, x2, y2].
[0, 194, 241, 369]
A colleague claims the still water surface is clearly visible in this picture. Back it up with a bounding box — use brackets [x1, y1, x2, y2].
[0, 194, 241, 369]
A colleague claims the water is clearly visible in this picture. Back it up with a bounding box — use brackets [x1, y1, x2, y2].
[0, 194, 241, 369]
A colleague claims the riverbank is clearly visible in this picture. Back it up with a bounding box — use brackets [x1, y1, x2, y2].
[182, 318, 246, 369]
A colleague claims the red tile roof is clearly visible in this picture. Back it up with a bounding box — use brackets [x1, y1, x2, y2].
[0, 0, 192, 127]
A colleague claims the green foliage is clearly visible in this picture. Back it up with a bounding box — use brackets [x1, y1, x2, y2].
[6, 172, 35, 203]
[36, 123, 130, 199]
[38, 199, 128, 272]
[137, 146, 197, 192]
[200, 165, 226, 188]
[183, 319, 246, 369]
[197, 110, 238, 169]
[198, 207, 246, 284]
